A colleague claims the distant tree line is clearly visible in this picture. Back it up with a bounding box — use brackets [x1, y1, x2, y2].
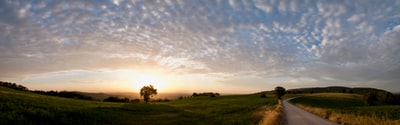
[0, 81, 28, 91]
[285, 86, 389, 95]
[154, 98, 171, 102]
[103, 96, 130, 102]
[102, 96, 170, 103]
[0, 81, 168, 103]
[1, 81, 93, 101]
[192, 92, 220, 97]
[175, 92, 220, 100]
[32, 90, 93, 100]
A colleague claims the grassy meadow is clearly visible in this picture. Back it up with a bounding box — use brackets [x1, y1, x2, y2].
[0, 86, 278, 125]
[290, 93, 400, 125]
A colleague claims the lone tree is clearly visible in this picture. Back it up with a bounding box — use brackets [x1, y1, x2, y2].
[140, 85, 157, 103]
[275, 86, 286, 100]
[364, 92, 378, 106]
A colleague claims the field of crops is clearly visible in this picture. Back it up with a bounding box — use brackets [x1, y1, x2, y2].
[0, 86, 277, 125]
[290, 93, 400, 125]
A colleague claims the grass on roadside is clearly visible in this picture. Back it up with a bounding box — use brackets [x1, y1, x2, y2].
[290, 93, 400, 125]
[258, 100, 284, 125]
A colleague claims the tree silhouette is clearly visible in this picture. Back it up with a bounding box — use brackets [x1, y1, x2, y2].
[140, 85, 157, 103]
[378, 91, 397, 104]
[260, 93, 267, 98]
[104, 96, 129, 102]
[364, 92, 378, 106]
[275, 86, 286, 100]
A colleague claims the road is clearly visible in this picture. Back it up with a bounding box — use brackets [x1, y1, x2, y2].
[283, 98, 338, 125]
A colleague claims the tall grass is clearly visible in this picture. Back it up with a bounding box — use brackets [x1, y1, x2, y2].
[291, 93, 400, 125]
[258, 100, 284, 125]
[296, 104, 400, 125]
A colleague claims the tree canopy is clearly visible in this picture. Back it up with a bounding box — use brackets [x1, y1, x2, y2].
[275, 86, 286, 100]
[140, 85, 157, 103]
[364, 92, 378, 106]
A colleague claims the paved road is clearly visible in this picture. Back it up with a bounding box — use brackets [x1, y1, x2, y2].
[283, 98, 338, 125]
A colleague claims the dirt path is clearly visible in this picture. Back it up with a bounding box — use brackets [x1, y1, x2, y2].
[283, 98, 338, 125]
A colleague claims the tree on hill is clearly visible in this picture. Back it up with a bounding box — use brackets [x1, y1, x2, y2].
[0, 81, 28, 91]
[275, 86, 286, 100]
[140, 85, 157, 103]
[364, 92, 378, 106]
[377, 91, 397, 104]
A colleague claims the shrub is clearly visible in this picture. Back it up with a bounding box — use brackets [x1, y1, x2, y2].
[104, 96, 130, 102]
[131, 99, 140, 103]
[364, 92, 378, 106]
[260, 93, 267, 98]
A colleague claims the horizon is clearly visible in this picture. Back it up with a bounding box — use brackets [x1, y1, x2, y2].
[0, 0, 399, 93]
[3, 81, 399, 94]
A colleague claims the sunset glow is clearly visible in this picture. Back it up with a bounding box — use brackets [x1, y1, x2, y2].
[131, 73, 167, 92]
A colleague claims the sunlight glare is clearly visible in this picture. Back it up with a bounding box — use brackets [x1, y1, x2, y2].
[132, 73, 166, 91]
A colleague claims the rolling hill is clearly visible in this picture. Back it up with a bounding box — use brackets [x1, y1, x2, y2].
[0, 86, 277, 125]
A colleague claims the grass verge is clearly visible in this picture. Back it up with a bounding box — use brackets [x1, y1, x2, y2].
[258, 100, 284, 125]
[290, 93, 400, 125]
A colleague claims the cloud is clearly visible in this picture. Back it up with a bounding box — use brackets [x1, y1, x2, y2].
[254, 0, 273, 13]
[347, 14, 365, 23]
[0, 0, 400, 92]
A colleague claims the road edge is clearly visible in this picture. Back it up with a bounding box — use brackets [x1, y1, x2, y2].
[258, 100, 285, 125]
[283, 97, 338, 125]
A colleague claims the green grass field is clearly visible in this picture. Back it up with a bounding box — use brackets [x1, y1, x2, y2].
[289, 93, 400, 124]
[0, 86, 277, 125]
[290, 93, 365, 109]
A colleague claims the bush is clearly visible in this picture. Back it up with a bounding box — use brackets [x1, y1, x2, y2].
[192, 92, 220, 97]
[260, 93, 267, 98]
[364, 92, 378, 106]
[131, 99, 140, 103]
[104, 96, 130, 102]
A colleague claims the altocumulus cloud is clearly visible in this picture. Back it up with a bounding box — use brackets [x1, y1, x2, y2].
[0, 0, 399, 92]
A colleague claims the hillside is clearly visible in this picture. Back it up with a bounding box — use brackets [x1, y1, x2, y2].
[286, 86, 388, 94]
[290, 93, 400, 124]
[0, 86, 277, 125]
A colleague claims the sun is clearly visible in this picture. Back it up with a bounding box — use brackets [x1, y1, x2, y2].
[132, 73, 166, 91]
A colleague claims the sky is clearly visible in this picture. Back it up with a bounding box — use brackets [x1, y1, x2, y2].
[0, 0, 399, 93]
